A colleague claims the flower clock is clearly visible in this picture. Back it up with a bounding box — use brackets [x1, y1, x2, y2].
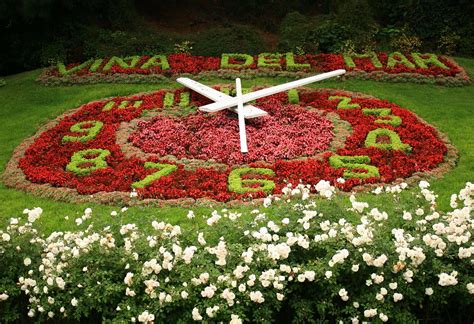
[3, 80, 456, 206]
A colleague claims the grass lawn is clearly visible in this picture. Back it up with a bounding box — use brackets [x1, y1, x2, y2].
[0, 59, 473, 234]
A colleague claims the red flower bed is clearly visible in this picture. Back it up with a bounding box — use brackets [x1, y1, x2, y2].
[4, 87, 452, 204]
[129, 100, 334, 164]
[38, 52, 470, 86]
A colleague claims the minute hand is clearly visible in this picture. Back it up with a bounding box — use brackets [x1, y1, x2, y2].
[198, 69, 346, 112]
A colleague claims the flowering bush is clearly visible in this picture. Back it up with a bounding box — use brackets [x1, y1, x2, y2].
[0, 181, 472, 322]
[2, 87, 456, 205]
[37, 52, 471, 87]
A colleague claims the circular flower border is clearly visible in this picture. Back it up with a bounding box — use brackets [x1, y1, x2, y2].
[1, 87, 458, 206]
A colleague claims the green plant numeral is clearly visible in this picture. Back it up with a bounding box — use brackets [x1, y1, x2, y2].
[102, 100, 142, 111]
[328, 96, 360, 109]
[62, 120, 104, 144]
[365, 128, 411, 152]
[179, 92, 190, 108]
[162, 92, 191, 108]
[329, 155, 380, 179]
[163, 92, 175, 108]
[288, 89, 299, 104]
[228, 167, 275, 194]
[218, 87, 251, 96]
[66, 149, 110, 176]
[132, 162, 177, 189]
[220, 86, 231, 95]
[362, 108, 402, 126]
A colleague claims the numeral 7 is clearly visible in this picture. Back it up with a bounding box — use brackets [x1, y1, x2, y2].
[132, 162, 177, 189]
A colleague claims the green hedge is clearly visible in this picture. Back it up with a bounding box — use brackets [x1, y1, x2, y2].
[192, 25, 266, 57]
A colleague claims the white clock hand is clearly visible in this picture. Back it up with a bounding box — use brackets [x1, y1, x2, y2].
[198, 69, 346, 112]
[235, 78, 248, 153]
[176, 77, 268, 118]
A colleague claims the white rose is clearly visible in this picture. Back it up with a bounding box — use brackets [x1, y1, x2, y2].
[364, 308, 377, 318]
[466, 283, 474, 294]
[192, 308, 202, 321]
[138, 310, 154, 323]
[393, 293, 403, 302]
[419, 180, 430, 189]
[56, 277, 65, 289]
[230, 314, 243, 324]
[438, 272, 458, 286]
[124, 272, 134, 286]
[249, 291, 265, 303]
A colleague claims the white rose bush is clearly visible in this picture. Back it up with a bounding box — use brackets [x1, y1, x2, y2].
[0, 181, 473, 322]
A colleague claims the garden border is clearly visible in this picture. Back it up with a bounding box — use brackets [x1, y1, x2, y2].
[37, 52, 471, 87]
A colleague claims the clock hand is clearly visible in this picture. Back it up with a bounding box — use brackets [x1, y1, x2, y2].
[235, 78, 248, 153]
[176, 77, 268, 118]
[198, 69, 346, 112]
[177, 77, 231, 101]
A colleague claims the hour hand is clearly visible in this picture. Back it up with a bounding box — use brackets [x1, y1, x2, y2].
[176, 77, 268, 119]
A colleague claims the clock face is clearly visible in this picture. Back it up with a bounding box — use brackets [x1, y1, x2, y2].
[5, 86, 453, 205]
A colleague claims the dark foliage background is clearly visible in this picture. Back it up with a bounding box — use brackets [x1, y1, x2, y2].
[1, 0, 473, 75]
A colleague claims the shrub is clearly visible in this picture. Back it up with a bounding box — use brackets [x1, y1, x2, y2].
[278, 11, 312, 52]
[376, 27, 402, 51]
[390, 30, 422, 53]
[278, 2, 377, 54]
[459, 36, 474, 56]
[192, 25, 267, 57]
[0, 182, 473, 322]
[438, 30, 461, 55]
[278, 12, 350, 53]
[81, 28, 177, 58]
[38, 41, 68, 67]
[334, 0, 375, 43]
[306, 20, 348, 53]
[174, 40, 194, 55]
